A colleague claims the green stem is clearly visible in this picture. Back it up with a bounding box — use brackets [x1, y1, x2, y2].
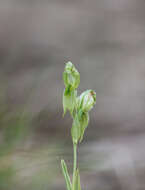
[73, 142, 77, 185]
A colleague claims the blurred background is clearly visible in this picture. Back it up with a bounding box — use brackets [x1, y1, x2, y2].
[0, 0, 145, 189]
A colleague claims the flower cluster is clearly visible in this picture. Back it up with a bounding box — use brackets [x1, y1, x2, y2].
[63, 62, 96, 144]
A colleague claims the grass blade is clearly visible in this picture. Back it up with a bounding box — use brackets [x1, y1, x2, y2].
[61, 160, 72, 190]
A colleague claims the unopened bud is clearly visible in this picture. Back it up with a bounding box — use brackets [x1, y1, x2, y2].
[63, 62, 80, 91]
[77, 90, 96, 112]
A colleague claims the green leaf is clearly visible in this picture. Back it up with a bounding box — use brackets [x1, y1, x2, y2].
[63, 90, 77, 116]
[61, 160, 72, 190]
[71, 115, 81, 144]
[79, 111, 89, 142]
[72, 169, 82, 190]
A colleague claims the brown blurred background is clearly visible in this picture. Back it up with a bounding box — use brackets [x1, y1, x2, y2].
[0, 0, 145, 190]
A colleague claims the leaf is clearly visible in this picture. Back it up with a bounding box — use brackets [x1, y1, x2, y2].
[63, 89, 77, 116]
[72, 169, 82, 190]
[79, 112, 89, 142]
[71, 115, 81, 144]
[61, 160, 72, 190]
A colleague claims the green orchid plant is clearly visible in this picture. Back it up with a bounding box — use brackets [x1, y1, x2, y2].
[61, 62, 96, 190]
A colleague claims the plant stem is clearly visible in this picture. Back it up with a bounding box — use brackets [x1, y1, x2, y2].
[73, 142, 77, 185]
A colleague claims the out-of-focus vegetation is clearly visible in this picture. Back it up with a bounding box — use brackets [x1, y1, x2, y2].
[0, 89, 29, 190]
[0, 89, 64, 190]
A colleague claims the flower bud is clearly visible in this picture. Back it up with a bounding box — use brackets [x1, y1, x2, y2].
[77, 90, 96, 112]
[63, 62, 80, 91]
[63, 62, 80, 116]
